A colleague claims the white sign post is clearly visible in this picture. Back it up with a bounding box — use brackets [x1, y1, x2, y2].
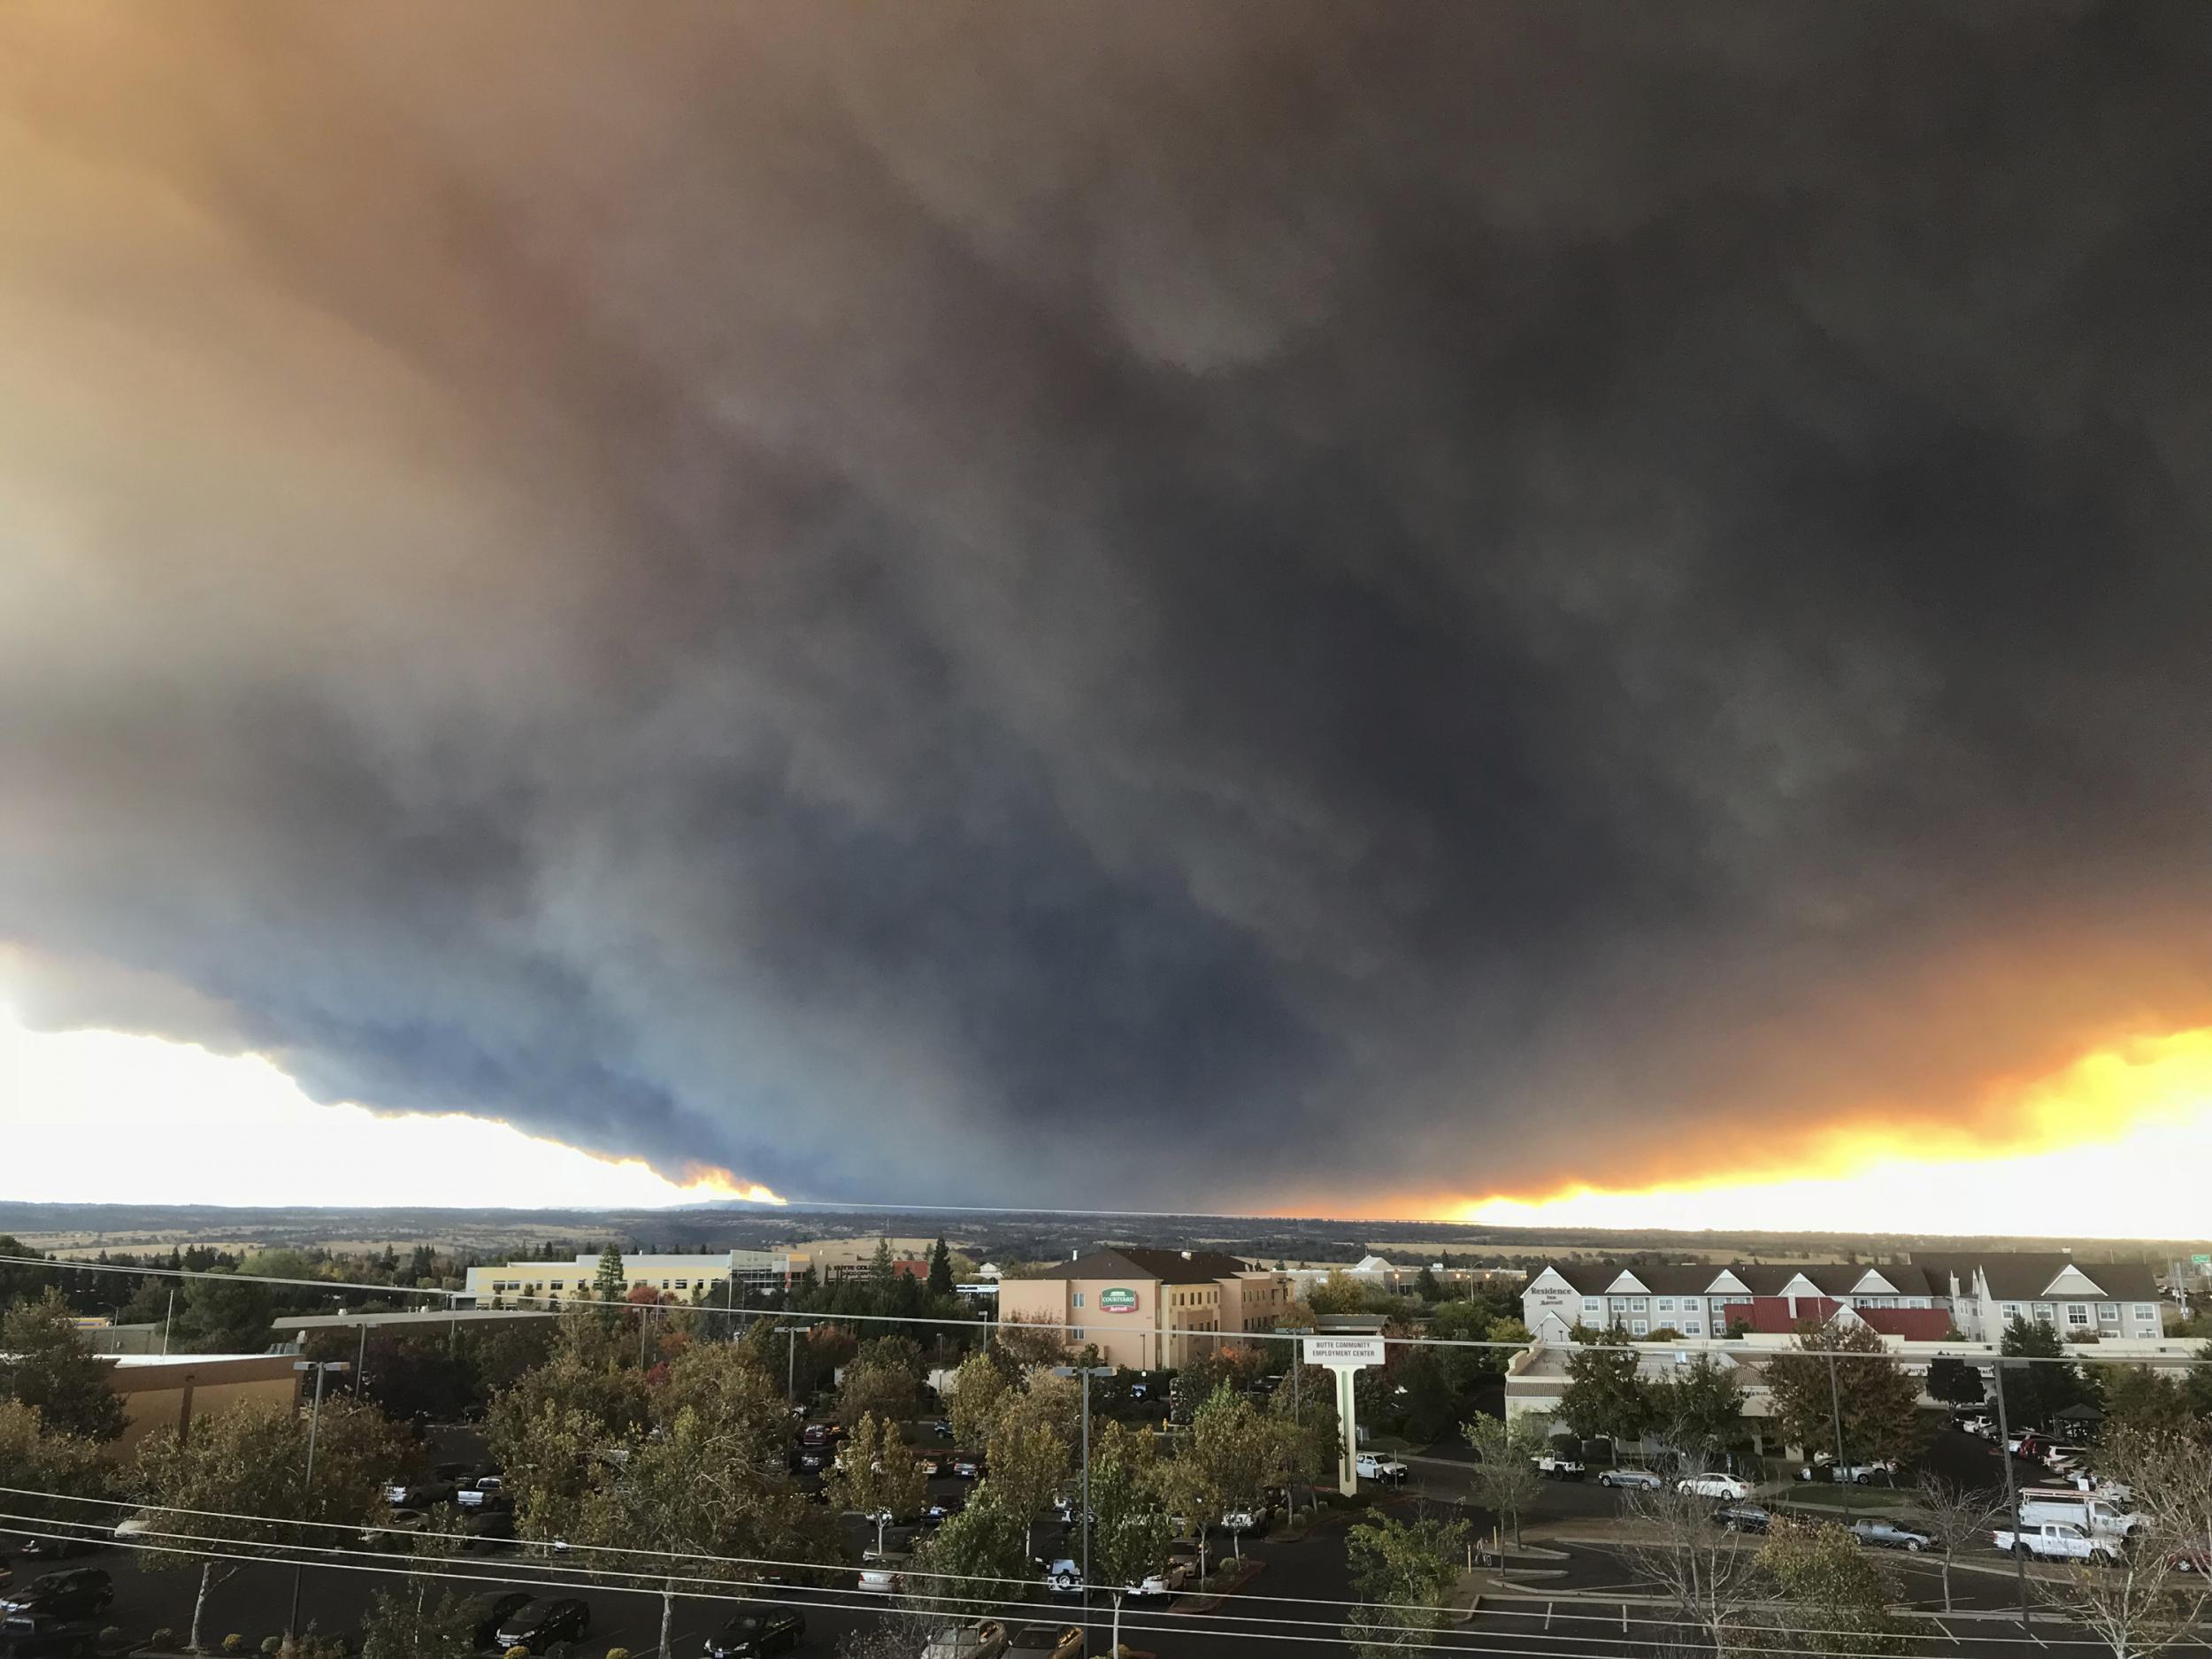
[1304, 1337, 1386, 1495]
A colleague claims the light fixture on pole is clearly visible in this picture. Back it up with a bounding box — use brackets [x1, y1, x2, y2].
[288, 1360, 351, 1641]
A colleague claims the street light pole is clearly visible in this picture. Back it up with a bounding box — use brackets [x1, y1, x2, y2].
[1991, 1356, 2031, 1627]
[288, 1360, 350, 1641]
[1824, 1344, 1852, 1517]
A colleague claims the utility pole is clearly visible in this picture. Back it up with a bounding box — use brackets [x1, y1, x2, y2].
[288, 1360, 350, 1640]
[1991, 1356, 2030, 1627]
[356, 1320, 369, 1400]
[1824, 1344, 1852, 1517]
[1079, 1366, 1092, 1647]
[161, 1290, 173, 1357]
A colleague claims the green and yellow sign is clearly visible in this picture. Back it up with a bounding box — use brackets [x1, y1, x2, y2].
[1098, 1286, 1139, 1313]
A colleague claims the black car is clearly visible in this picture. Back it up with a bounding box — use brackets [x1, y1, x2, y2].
[493, 1598, 590, 1651]
[7, 1542, 93, 1564]
[0, 1613, 98, 1659]
[1713, 1504, 1771, 1534]
[0, 1571, 111, 1621]
[702, 1608, 806, 1657]
[462, 1593, 533, 1651]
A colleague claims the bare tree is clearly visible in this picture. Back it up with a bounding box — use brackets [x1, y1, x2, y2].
[2031, 1425, 2212, 1659]
[1910, 1476, 2005, 1612]
[1617, 1483, 1768, 1659]
[1461, 1412, 1549, 1551]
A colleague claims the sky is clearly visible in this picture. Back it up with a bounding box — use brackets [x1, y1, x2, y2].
[2, 4, 2209, 1229]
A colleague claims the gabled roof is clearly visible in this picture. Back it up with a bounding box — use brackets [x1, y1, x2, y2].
[1909, 1252, 2160, 1302]
[1036, 1248, 1250, 1286]
[1734, 1295, 1842, 1334]
[1854, 1308, 1952, 1340]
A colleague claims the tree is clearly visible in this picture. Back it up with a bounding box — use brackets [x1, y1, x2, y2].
[1998, 1316, 2096, 1430]
[1164, 1386, 1275, 1577]
[1646, 1353, 1745, 1470]
[0, 1289, 126, 1440]
[1413, 1266, 1443, 1304]
[2098, 1364, 2193, 1440]
[1555, 1340, 1649, 1449]
[1340, 1509, 1467, 1658]
[1460, 1412, 1548, 1548]
[1757, 1522, 1905, 1655]
[983, 1386, 1073, 1556]
[992, 1315, 1068, 1372]
[593, 1244, 627, 1303]
[947, 1351, 1010, 1448]
[827, 1413, 928, 1554]
[135, 1396, 407, 1653]
[1763, 1318, 1921, 1464]
[1924, 1356, 1985, 1408]
[175, 1271, 275, 1355]
[1268, 1367, 1340, 1519]
[1618, 1482, 1767, 1659]
[2031, 1422, 2212, 1658]
[927, 1239, 956, 1299]
[0, 1400, 111, 1532]
[358, 1586, 479, 1659]
[1911, 1476, 2004, 1613]
[904, 1486, 1030, 1627]
[839, 1356, 919, 1428]
[1085, 1425, 1173, 1659]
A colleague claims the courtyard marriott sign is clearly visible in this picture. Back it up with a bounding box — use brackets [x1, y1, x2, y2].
[1098, 1286, 1140, 1313]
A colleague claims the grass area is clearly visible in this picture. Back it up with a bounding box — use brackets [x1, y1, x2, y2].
[1778, 1484, 1916, 1514]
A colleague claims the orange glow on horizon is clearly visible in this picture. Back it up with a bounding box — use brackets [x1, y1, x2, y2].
[1428, 1027, 2212, 1237]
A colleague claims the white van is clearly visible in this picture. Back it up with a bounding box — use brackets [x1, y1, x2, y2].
[2017, 1488, 2139, 1538]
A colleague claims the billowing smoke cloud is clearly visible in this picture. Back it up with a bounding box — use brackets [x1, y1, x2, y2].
[2, 3, 2208, 1210]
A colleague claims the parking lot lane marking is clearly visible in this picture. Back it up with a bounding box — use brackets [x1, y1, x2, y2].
[1543, 1603, 1552, 1631]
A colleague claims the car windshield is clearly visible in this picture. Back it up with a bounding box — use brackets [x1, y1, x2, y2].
[724, 1618, 766, 1634]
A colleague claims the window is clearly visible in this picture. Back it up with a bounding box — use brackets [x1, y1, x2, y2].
[1631, 1298, 1647, 1313]
[1072, 1292, 1084, 1309]
[1680, 1298, 1701, 1313]
[2065, 1304, 2090, 1328]
[1657, 1298, 1674, 1312]
[1684, 1321, 1702, 1336]
[1071, 1328, 1085, 1341]
[1582, 1298, 1601, 1315]
[2133, 1304, 2156, 1323]
[675, 1279, 689, 1290]
[2002, 1302, 2022, 1319]
[1631, 1319, 1648, 1336]
[2096, 1303, 2118, 1324]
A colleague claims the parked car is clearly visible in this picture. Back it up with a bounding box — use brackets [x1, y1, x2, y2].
[1532, 1454, 1586, 1480]
[1355, 1453, 1408, 1483]
[1007, 1624, 1083, 1659]
[1123, 1562, 1189, 1601]
[931, 1419, 954, 1439]
[703, 1607, 807, 1657]
[1850, 1519, 1935, 1553]
[1220, 1506, 1271, 1535]
[1040, 1559, 1085, 1597]
[1958, 1416, 1994, 1440]
[456, 1476, 504, 1509]
[1597, 1469, 1661, 1491]
[0, 1573, 111, 1621]
[459, 1509, 516, 1550]
[1993, 1523, 2121, 1563]
[920, 1495, 966, 1527]
[1798, 1459, 1898, 1486]
[1678, 1475, 1752, 1501]
[917, 1452, 950, 1478]
[384, 1480, 457, 1509]
[461, 1592, 533, 1651]
[919, 1622, 1007, 1659]
[951, 1455, 986, 1479]
[0, 1613, 98, 1659]
[493, 1599, 591, 1650]
[799, 1423, 844, 1449]
[858, 1551, 909, 1594]
[4, 1543, 92, 1565]
[1714, 1504, 1771, 1534]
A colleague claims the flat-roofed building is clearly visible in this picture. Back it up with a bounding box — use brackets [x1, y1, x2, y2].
[464, 1248, 797, 1306]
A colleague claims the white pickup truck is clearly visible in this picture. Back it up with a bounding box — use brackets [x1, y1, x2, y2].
[1993, 1522, 2124, 1563]
[1532, 1453, 1586, 1480]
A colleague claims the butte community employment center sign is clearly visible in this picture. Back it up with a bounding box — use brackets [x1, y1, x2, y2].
[1304, 1335, 1386, 1494]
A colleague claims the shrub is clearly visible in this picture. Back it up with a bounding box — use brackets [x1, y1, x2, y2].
[150, 1631, 175, 1651]
[222, 1637, 247, 1655]
[506, 1647, 532, 1659]
[606, 1649, 632, 1659]
[97, 1629, 124, 1650]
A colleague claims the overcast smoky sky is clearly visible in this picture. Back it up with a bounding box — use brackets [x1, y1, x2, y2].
[3, 3, 2210, 1212]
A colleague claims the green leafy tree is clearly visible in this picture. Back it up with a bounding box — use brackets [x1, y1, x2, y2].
[927, 1240, 956, 1299]
[1413, 1266, 1443, 1304]
[1757, 1521, 1906, 1655]
[991, 1314, 1069, 1372]
[2186, 1343, 2212, 1425]
[1763, 1319, 1922, 1464]
[1998, 1316, 2096, 1429]
[176, 1271, 276, 1354]
[1924, 1356, 1985, 1408]
[1268, 1367, 1340, 1518]
[2099, 1365, 2193, 1440]
[983, 1386, 1073, 1555]
[0, 1288, 126, 1440]
[358, 1586, 479, 1659]
[1555, 1339, 1650, 1449]
[1086, 1425, 1173, 1659]
[135, 1396, 408, 1653]
[1461, 1412, 1549, 1547]
[1341, 1510, 1467, 1658]
[0, 1400, 111, 1532]
[827, 1412, 928, 1553]
[1646, 1353, 1746, 1468]
[904, 1486, 1030, 1626]
[948, 1351, 1010, 1448]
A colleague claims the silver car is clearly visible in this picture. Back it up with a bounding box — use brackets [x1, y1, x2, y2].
[1597, 1469, 1661, 1490]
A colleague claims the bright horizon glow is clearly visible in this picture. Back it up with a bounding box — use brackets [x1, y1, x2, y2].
[1444, 1027, 2212, 1237]
[0, 1007, 785, 1210]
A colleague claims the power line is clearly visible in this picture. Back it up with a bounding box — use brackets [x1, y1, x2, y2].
[0, 1489, 2116, 1653]
[13, 1247, 2200, 1366]
[0, 1508, 2099, 1659]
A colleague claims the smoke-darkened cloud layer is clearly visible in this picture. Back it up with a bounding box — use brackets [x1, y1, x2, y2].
[3, 4, 2208, 1210]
